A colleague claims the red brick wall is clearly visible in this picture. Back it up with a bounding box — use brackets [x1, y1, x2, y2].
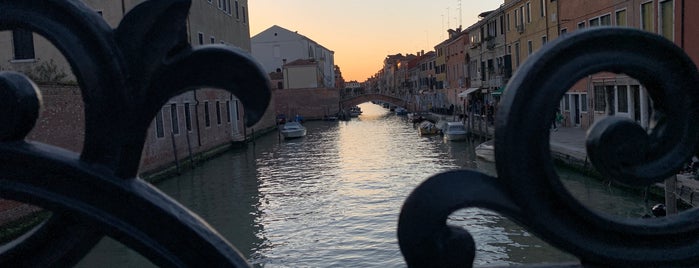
[27, 84, 84, 153]
[24, 85, 277, 176]
[273, 88, 339, 120]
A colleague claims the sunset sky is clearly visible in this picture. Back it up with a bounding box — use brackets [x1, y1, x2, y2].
[249, 1, 503, 82]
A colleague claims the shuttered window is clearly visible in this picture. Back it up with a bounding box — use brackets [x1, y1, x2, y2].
[12, 29, 35, 60]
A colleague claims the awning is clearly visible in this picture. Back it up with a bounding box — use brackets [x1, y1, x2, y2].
[491, 87, 505, 95]
[457, 87, 479, 97]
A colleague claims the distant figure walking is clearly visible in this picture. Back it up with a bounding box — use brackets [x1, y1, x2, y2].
[552, 108, 561, 131]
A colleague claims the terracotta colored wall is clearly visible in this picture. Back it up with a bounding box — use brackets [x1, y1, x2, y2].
[682, 0, 699, 66]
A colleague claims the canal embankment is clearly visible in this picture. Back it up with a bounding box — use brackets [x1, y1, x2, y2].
[466, 121, 699, 208]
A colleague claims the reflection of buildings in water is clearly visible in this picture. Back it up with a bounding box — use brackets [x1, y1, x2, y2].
[159, 150, 267, 261]
[557, 167, 651, 218]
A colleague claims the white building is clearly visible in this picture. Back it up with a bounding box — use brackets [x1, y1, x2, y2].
[251, 25, 335, 88]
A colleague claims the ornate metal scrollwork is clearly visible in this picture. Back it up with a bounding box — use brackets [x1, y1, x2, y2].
[399, 28, 699, 267]
[0, 0, 269, 266]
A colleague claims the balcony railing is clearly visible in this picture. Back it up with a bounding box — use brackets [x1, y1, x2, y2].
[2, 1, 699, 267]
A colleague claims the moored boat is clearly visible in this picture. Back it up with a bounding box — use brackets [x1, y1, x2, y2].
[280, 121, 307, 139]
[395, 107, 408, 115]
[349, 106, 362, 117]
[475, 139, 495, 162]
[418, 121, 440, 136]
[443, 122, 468, 141]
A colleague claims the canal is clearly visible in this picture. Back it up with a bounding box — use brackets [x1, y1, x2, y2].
[77, 102, 658, 267]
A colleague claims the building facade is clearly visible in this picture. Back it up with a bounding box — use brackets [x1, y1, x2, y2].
[251, 25, 336, 88]
[1, 0, 273, 175]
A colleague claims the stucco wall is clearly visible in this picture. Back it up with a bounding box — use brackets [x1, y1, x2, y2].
[284, 66, 318, 89]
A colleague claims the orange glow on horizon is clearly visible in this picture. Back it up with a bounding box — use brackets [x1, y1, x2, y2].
[249, 1, 502, 82]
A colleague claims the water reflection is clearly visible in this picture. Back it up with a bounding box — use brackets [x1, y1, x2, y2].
[76, 102, 655, 267]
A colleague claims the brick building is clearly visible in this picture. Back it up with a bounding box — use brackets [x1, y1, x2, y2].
[1, 0, 276, 176]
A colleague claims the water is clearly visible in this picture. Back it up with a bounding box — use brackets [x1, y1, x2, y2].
[77, 103, 656, 267]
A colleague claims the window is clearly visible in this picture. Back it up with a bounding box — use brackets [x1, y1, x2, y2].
[514, 42, 520, 67]
[170, 103, 179, 135]
[617, 85, 628, 113]
[12, 29, 35, 60]
[542, 35, 548, 45]
[540, 0, 546, 17]
[594, 85, 606, 112]
[560, 28, 567, 35]
[660, 0, 674, 40]
[500, 15, 505, 34]
[235, 100, 240, 120]
[616, 9, 627, 26]
[604, 85, 616, 111]
[564, 95, 570, 111]
[581, 94, 588, 112]
[514, 9, 519, 26]
[216, 101, 221, 125]
[226, 100, 231, 123]
[204, 101, 210, 127]
[198, 32, 204, 45]
[235, 0, 240, 19]
[155, 109, 164, 138]
[526, 2, 531, 23]
[589, 17, 600, 27]
[184, 103, 192, 131]
[641, 1, 654, 32]
[578, 21, 585, 29]
[487, 20, 497, 38]
[527, 40, 532, 55]
[519, 6, 524, 25]
[600, 14, 611, 26]
[210, 36, 215, 44]
[506, 13, 511, 31]
[218, 0, 223, 9]
[242, 6, 247, 23]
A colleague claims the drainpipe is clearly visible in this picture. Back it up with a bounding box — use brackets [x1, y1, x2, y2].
[681, 0, 685, 49]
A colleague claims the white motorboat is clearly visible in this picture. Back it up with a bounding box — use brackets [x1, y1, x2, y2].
[443, 122, 468, 141]
[475, 139, 495, 162]
[280, 121, 307, 139]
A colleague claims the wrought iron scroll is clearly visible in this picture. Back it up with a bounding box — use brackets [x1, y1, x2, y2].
[399, 28, 699, 267]
[0, 0, 270, 266]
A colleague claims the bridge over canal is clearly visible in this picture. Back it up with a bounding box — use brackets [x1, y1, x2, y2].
[339, 93, 407, 109]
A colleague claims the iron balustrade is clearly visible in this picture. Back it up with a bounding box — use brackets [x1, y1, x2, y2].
[0, 0, 698, 267]
[399, 27, 699, 267]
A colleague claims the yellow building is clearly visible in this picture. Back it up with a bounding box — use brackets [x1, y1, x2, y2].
[503, 0, 558, 72]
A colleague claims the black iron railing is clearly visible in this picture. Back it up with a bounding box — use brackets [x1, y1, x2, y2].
[0, 0, 269, 266]
[1, 0, 699, 267]
[398, 27, 699, 267]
